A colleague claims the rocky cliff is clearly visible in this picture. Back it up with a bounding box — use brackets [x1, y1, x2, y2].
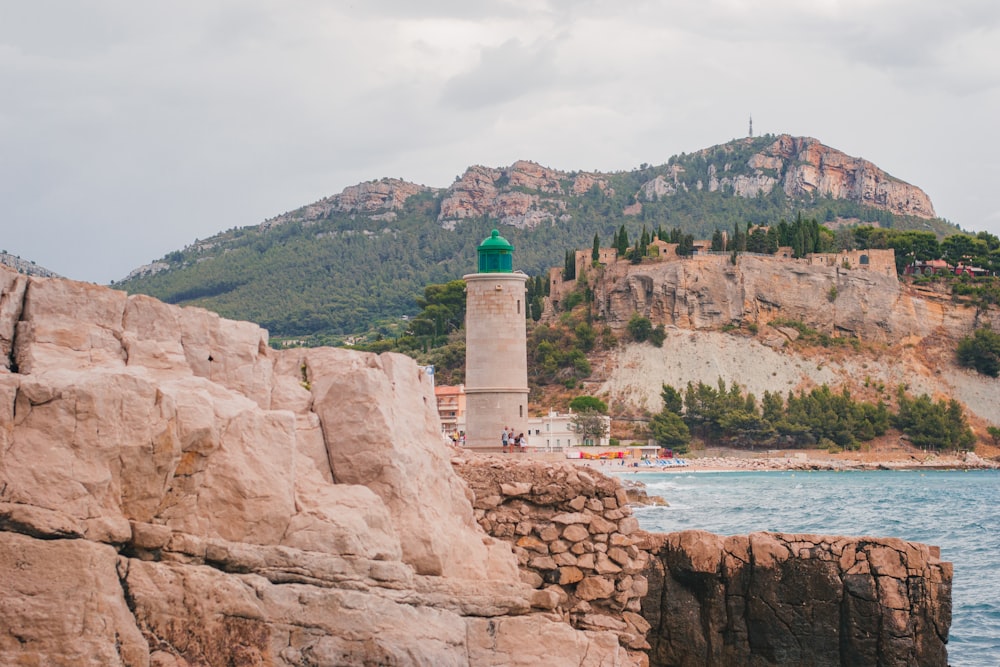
[690, 135, 936, 219]
[0, 265, 952, 665]
[0, 265, 629, 666]
[581, 252, 1000, 425]
[591, 253, 999, 344]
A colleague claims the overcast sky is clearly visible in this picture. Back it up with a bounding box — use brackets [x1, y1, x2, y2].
[3, 1, 999, 284]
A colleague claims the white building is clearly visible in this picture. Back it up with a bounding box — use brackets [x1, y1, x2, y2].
[523, 409, 612, 451]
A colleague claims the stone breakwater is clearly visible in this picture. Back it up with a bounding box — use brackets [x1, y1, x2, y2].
[455, 455, 953, 667]
[0, 265, 952, 666]
[642, 531, 951, 667]
[454, 455, 654, 659]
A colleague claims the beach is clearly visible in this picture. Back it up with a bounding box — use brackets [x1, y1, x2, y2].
[563, 444, 1000, 473]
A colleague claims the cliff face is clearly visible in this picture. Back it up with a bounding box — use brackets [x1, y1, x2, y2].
[0, 265, 630, 666]
[694, 135, 936, 218]
[592, 253, 998, 345]
[0, 265, 953, 665]
[437, 160, 608, 230]
[642, 531, 951, 667]
[585, 254, 1000, 424]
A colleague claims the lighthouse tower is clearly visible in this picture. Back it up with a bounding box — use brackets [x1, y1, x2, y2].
[463, 229, 529, 450]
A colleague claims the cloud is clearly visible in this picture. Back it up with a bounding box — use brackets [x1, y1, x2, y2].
[1, 1, 999, 282]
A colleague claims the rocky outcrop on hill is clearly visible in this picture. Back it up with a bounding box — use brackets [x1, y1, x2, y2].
[253, 136, 932, 239]
[437, 160, 607, 230]
[0, 251, 61, 278]
[0, 265, 953, 665]
[262, 177, 435, 228]
[680, 135, 936, 218]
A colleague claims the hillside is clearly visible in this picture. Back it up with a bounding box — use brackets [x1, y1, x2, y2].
[115, 135, 961, 341]
[539, 250, 1000, 436]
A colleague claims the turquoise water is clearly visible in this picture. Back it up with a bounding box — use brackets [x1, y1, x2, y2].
[622, 469, 1000, 667]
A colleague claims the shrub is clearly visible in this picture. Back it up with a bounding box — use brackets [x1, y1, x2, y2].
[957, 327, 1000, 377]
[569, 396, 608, 413]
[627, 314, 653, 342]
[649, 325, 666, 347]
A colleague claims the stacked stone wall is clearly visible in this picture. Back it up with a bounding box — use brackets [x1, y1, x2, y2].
[453, 455, 656, 656]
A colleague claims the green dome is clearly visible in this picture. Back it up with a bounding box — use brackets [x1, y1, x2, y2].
[477, 229, 514, 273]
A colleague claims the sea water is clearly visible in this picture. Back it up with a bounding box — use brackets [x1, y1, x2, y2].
[621, 469, 1000, 667]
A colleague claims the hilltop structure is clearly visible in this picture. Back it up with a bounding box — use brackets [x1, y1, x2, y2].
[463, 230, 529, 449]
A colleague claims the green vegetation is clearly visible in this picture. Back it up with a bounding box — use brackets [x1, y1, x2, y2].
[569, 396, 608, 413]
[650, 384, 691, 453]
[893, 387, 976, 451]
[651, 378, 890, 451]
[114, 136, 966, 342]
[626, 314, 653, 342]
[649, 378, 979, 452]
[956, 326, 1000, 377]
[570, 410, 610, 444]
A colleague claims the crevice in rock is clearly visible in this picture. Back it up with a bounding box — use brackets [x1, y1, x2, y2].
[2, 273, 29, 374]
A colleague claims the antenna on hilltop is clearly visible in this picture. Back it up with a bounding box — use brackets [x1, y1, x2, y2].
[749, 114, 753, 138]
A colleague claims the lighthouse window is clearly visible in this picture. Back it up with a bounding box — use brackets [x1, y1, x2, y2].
[519, 404, 523, 418]
[517, 299, 521, 314]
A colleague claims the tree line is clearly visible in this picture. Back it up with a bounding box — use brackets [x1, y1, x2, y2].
[651, 379, 976, 454]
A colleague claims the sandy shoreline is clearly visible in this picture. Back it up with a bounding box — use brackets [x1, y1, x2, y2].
[573, 451, 999, 474]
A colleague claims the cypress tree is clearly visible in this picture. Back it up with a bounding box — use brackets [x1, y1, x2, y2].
[617, 225, 629, 255]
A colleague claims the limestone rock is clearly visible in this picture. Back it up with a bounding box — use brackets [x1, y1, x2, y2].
[643, 530, 951, 667]
[261, 178, 434, 228]
[299, 346, 517, 580]
[0, 532, 148, 667]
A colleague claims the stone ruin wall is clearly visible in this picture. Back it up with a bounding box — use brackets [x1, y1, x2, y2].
[454, 455, 953, 667]
[453, 455, 654, 660]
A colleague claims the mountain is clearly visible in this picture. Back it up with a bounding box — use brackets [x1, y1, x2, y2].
[116, 134, 959, 341]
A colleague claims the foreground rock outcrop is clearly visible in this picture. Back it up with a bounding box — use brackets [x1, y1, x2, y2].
[0, 266, 630, 666]
[454, 456, 952, 667]
[0, 265, 952, 665]
[642, 531, 951, 667]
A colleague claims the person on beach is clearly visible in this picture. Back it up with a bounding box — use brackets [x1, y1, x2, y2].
[502, 427, 509, 452]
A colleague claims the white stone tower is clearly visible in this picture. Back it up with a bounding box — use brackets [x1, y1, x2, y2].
[463, 229, 529, 450]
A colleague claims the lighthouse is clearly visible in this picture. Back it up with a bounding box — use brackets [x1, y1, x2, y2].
[463, 229, 529, 450]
